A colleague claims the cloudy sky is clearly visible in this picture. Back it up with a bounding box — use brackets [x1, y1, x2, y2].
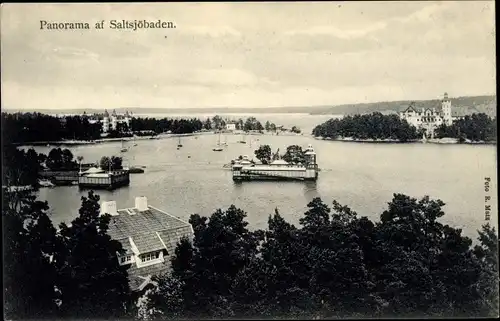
[1, 2, 496, 110]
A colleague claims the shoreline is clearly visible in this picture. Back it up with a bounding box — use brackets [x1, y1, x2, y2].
[15, 130, 310, 147]
[315, 136, 496, 145]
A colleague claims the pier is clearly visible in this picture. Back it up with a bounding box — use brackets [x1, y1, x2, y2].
[78, 169, 130, 190]
[232, 144, 318, 182]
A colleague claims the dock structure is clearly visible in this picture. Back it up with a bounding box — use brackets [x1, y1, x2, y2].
[232, 144, 319, 181]
[78, 167, 130, 190]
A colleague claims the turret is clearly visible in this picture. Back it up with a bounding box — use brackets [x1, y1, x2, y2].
[441, 92, 452, 125]
[304, 144, 317, 168]
[102, 109, 110, 133]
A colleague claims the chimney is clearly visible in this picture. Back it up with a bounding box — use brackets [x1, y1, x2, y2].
[135, 196, 148, 212]
[100, 201, 118, 216]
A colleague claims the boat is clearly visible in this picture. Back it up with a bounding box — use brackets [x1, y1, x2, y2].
[177, 136, 183, 148]
[128, 167, 145, 174]
[213, 132, 224, 151]
[39, 179, 55, 188]
[120, 140, 128, 152]
[237, 133, 247, 144]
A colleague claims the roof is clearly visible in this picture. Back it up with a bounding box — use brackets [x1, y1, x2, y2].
[127, 261, 170, 291]
[242, 166, 306, 171]
[116, 237, 133, 254]
[107, 205, 194, 292]
[157, 226, 194, 254]
[402, 105, 418, 113]
[108, 206, 191, 240]
[132, 233, 165, 253]
[271, 159, 289, 165]
[83, 167, 104, 174]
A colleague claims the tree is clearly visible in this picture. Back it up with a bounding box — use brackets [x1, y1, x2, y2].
[2, 146, 42, 191]
[61, 148, 76, 169]
[204, 118, 212, 130]
[3, 193, 59, 319]
[147, 194, 498, 319]
[54, 191, 132, 319]
[265, 121, 271, 131]
[100, 155, 123, 170]
[291, 126, 301, 134]
[77, 156, 84, 172]
[100, 156, 111, 171]
[111, 156, 123, 170]
[282, 145, 306, 164]
[254, 145, 272, 164]
[46, 148, 64, 170]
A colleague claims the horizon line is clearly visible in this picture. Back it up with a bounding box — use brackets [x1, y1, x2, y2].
[1, 92, 496, 112]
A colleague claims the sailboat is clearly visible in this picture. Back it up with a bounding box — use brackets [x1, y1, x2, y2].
[213, 132, 224, 151]
[120, 139, 128, 152]
[177, 136, 183, 148]
[238, 133, 247, 144]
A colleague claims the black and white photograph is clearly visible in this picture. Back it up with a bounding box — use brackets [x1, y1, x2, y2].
[1, 1, 498, 319]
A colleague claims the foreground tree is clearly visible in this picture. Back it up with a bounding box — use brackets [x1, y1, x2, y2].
[3, 193, 59, 319]
[146, 193, 499, 319]
[53, 191, 132, 318]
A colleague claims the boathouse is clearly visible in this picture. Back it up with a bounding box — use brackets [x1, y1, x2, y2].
[102, 197, 194, 293]
[78, 167, 130, 190]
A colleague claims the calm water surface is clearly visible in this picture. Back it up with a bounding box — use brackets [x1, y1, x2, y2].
[22, 114, 497, 241]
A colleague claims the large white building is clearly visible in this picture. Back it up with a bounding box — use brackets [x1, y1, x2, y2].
[102, 109, 132, 133]
[399, 92, 463, 136]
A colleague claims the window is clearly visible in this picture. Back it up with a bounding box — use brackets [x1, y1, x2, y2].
[120, 255, 131, 264]
[141, 251, 160, 262]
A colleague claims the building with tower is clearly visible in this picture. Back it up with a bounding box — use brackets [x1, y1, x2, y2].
[399, 92, 463, 137]
[100, 109, 132, 133]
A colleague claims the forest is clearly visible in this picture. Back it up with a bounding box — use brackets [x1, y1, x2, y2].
[435, 114, 497, 142]
[312, 112, 421, 142]
[1, 112, 102, 144]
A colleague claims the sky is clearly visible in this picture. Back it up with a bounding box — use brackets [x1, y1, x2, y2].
[0, 2, 496, 110]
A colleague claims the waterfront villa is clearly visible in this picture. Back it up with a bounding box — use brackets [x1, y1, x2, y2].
[399, 92, 465, 137]
[102, 196, 194, 292]
[226, 122, 237, 131]
[86, 110, 133, 133]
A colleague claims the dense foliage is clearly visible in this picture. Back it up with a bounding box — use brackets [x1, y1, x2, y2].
[99, 156, 124, 170]
[254, 145, 272, 164]
[435, 113, 497, 142]
[281, 145, 306, 164]
[313, 112, 421, 142]
[45, 148, 78, 171]
[54, 192, 133, 318]
[1, 112, 102, 144]
[3, 188, 133, 319]
[130, 117, 203, 134]
[2, 145, 45, 188]
[143, 195, 498, 319]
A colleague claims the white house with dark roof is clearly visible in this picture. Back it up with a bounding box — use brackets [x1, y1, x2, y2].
[101, 196, 194, 292]
[226, 122, 237, 131]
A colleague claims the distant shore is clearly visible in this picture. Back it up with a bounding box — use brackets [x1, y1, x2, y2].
[15, 130, 310, 147]
[315, 136, 496, 145]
